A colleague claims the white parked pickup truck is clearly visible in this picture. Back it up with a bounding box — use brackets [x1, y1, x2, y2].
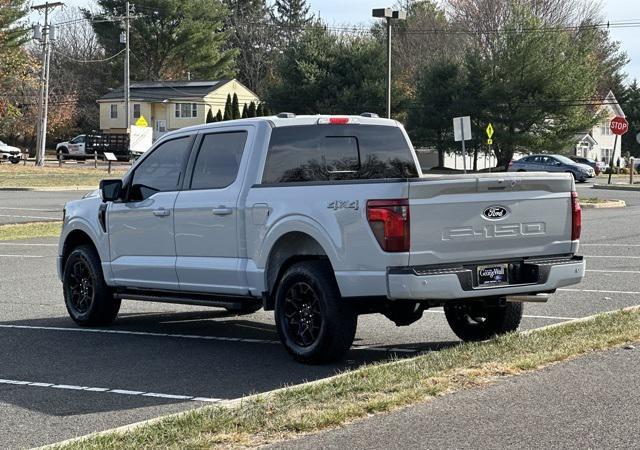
[58, 114, 585, 363]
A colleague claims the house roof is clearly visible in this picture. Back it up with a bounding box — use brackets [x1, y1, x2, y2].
[98, 79, 234, 102]
[600, 90, 625, 117]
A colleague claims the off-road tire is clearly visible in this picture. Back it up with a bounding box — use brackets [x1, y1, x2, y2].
[275, 260, 357, 364]
[444, 301, 523, 342]
[63, 245, 120, 326]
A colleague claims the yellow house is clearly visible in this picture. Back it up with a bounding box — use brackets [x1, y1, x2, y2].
[98, 79, 260, 139]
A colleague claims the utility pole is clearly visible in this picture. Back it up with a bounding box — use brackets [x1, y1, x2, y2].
[123, 1, 131, 132]
[372, 8, 406, 119]
[32, 2, 64, 167]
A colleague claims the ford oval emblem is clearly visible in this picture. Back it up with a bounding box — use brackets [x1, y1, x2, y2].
[483, 206, 508, 220]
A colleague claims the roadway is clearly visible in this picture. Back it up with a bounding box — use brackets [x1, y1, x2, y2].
[0, 184, 638, 448]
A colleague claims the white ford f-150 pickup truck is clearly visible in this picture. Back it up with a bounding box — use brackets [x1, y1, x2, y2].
[58, 114, 585, 363]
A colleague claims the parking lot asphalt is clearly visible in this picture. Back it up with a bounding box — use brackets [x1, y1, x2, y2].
[0, 191, 90, 225]
[0, 185, 638, 448]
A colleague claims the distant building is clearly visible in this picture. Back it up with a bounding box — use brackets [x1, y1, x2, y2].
[574, 90, 624, 165]
[98, 79, 260, 139]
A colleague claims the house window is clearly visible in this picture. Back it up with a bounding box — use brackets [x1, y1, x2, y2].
[601, 122, 612, 136]
[133, 104, 141, 119]
[175, 103, 198, 118]
[110, 104, 118, 119]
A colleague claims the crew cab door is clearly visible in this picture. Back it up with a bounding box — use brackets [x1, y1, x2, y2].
[68, 135, 86, 157]
[107, 135, 192, 289]
[173, 129, 251, 295]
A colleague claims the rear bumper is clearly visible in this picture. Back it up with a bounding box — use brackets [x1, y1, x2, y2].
[387, 256, 585, 300]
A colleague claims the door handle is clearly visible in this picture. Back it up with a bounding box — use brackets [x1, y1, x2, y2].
[152, 208, 170, 217]
[212, 206, 233, 216]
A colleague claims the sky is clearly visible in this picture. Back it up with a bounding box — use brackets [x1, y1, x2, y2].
[30, 0, 640, 82]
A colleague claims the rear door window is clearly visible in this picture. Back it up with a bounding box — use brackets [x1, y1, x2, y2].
[262, 125, 417, 183]
[189, 132, 248, 190]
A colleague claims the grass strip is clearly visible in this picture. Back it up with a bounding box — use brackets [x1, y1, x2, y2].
[0, 221, 61, 241]
[0, 165, 125, 188]
[53, 307, 640, 450]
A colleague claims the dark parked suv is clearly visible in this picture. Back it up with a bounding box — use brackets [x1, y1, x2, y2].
[508, 154, 595, 182]
[569, 156, 604, 175]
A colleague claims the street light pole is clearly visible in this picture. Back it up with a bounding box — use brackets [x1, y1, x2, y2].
[373, 8, 406, 119]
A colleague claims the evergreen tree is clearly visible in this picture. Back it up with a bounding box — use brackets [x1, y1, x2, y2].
[206, 108, 215, 123]
[242, 103, 248, 118]
[622, 80, 640, 158]
[256, 103, 264, 117]
[273, 0, 312, 44]
[248, 101, 257, 117]
[232, 93, 241, 119]
[223, 94, 233, 120]
[215, 109, 223, 121]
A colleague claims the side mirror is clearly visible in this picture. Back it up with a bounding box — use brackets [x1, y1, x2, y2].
[99, 179, 123, 202]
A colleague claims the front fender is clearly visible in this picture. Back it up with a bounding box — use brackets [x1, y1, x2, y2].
[58, 198, 111, 282]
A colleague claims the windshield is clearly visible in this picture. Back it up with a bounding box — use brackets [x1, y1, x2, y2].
[554, 155, 575, 165]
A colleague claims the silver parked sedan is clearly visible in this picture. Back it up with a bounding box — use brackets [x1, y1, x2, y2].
[508, 154, 595, 182]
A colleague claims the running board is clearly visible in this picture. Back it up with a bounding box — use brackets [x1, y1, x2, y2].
[113, 289, 260, 311]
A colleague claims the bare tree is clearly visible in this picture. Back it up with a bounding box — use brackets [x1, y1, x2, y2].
[48, 8, 112, 134]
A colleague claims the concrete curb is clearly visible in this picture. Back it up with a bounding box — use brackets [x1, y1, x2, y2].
[592, 184, 640, 192]
[38, 304, 640, 450]
[581, 200, 626, 209]
[0, 186, 96, 192]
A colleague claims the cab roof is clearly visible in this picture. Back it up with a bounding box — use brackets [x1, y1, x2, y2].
[176, 114, 400, 134]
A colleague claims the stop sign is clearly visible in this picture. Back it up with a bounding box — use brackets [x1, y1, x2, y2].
[610, 116, 629, 136]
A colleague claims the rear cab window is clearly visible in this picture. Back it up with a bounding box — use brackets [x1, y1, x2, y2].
[262, 124, 418, 184]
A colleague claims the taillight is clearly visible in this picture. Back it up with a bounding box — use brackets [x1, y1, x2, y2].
[366, 199, 410, 252]
[508, 160, 514, 167]
[571, 191, 581, 240]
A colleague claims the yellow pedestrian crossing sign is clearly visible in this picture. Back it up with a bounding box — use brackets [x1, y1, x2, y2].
[135, 115, 149, 128]
[486, 123, 494, 139]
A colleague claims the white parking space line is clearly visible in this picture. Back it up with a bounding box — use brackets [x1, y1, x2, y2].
[587, 269, 640, 274]
[0, 243, 57, 247]
[0, 254, 44, 258]
[0, 207, 59, 212]
[559, 288, 640, 295]
[0, 378, 221, 402]
[0, 324, 413, 353]
[0, 214, 59, 220]
[581, 243, 640, 247]
[584, 255, 640, 259]
[425, 310, 577, 321]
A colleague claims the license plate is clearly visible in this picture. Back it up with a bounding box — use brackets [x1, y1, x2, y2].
[477, 264, 509, 286]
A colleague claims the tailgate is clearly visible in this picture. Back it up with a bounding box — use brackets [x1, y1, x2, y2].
[408, 173, 574, 266]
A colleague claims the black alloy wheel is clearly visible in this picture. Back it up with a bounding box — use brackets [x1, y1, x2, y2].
[274, 260, 357, 363]
[63, 245, 120, 326]
[283, 281, 323, 347]
[66, 257, 95, 315]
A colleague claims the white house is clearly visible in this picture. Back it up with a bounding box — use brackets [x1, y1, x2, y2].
[574, 90, 625, 165]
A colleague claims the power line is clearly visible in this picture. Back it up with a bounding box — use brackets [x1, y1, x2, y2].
[51, 47, 125, 63]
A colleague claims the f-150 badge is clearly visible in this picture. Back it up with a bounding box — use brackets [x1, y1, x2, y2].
[328, 200, 359, 211]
